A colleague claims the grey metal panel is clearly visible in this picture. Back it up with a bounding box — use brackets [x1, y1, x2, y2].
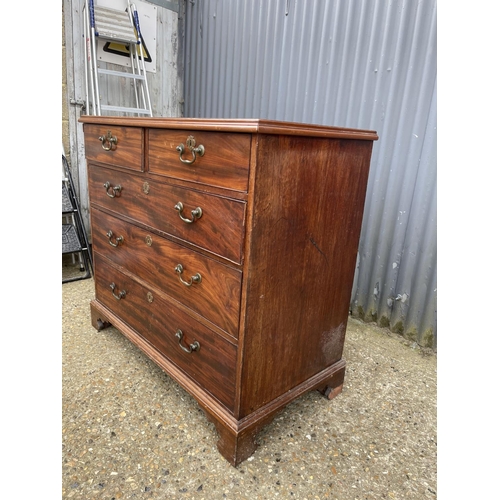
[184, 0, 437, 347]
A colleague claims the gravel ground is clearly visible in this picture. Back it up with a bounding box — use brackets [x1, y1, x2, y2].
[62, 266, 437, 500]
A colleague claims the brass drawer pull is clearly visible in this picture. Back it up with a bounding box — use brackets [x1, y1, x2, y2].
[103, 181, 122, 198]
[174, 264, 202, 286]
[110, 282, 126, 300]
[98, 130, 118, 151]
[106, 230, 124, 247]
[175, 329, 200, 353]
[174, 201, 202, 224]
[176, 135, 205, 164]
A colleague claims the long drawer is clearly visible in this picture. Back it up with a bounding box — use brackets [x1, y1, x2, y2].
[88, 164, 246, 264]
[148, 129, 251, 192]
[94, 253, 237, 411]
[91, 209, 242, 338]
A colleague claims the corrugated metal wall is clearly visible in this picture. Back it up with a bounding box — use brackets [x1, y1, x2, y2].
[184, 0, 437, 347]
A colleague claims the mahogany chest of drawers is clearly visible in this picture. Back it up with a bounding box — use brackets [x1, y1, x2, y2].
[80, 116, 378, 465]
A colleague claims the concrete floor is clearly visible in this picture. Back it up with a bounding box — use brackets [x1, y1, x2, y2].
[62, 262, 437, 499]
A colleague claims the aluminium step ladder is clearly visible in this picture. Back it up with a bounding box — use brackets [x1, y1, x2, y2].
[62, 152, 93, 283]
[83, 0, 152, 116]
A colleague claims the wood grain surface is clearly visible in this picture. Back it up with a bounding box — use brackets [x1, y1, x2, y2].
[91, 209, 242, 337]
[88, 165, 247, 264]
[93, 253, 238, 411]
[238, 135, 373, 417]
[148, 129, 251, 192]
[81, 116, 377, 465]
[84, 124, 143, 171]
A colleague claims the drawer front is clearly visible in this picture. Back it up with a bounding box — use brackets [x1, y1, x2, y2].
[91, 209, 242, 337]
[88, 165, 246, 263]
[148, 129, 251, 192]
[84, 124, 143, 171]
[94, 253, 237, 411]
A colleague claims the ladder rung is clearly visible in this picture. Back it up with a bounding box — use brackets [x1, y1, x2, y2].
[97, 68, 146, 80]
[100, 105, 152, 114]
[95, 31, 137, 44]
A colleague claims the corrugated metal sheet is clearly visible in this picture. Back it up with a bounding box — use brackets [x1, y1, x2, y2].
[184, 0, 437, 347]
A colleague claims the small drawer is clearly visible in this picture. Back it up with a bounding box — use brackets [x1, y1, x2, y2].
[148, 129, 251, 192]
[84, 124, 143, 171]
[88, 165, 246, 263]
[91, 209, 242, 338]
[94, 253, 237, 411]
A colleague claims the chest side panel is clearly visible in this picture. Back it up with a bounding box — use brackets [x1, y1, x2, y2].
[239, 134, 374, 417]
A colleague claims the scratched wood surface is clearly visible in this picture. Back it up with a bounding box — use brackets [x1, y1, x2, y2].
[238, 135, 374, 417]
[93, 252, 238, 412]
[88, 164, 247, 264]
[91, 208, 243, 338]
